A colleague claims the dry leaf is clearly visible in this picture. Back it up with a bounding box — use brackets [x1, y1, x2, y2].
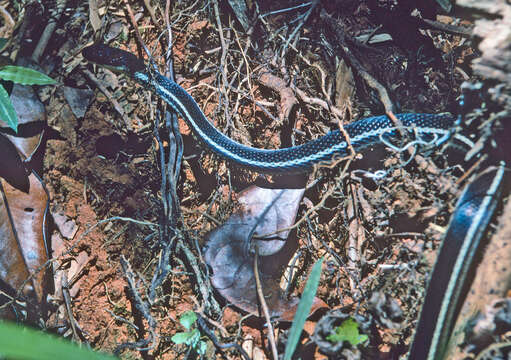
[205, 186, 311, 316]
[0, 84, 51, 319]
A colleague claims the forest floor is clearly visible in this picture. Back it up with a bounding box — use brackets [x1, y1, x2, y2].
[1, 0, 509, 359]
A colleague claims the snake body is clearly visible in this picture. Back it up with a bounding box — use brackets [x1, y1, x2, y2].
[408, 163, 505, 360]
[83, 44, 506, 360]
[83, 44, 462, 173]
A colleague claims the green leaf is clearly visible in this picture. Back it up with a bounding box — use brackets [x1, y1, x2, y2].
[179, 310, 197, 331]
[326, 318, 368, 346]
[171, 332, 193, 345]
[0, 84, 18, 132]
[186, 329, 201, 346]
[283, 257, 324, 360]
[0, 65, 57, 85]
[197, 340, 207, 355]
[0, 321, 116, 360]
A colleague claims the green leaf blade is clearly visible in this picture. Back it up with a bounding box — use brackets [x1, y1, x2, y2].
[0, 65, 57, 85]
[179, 310, 197, 331]
[0, 84, 18, 132]
[0, 321, 116, 360]
[283, 257, 324, 360]
[171, 332, 193, 345]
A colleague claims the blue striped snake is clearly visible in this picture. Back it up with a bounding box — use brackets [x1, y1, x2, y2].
[83, 43, 506, 360]
[82, 44, 470, 174]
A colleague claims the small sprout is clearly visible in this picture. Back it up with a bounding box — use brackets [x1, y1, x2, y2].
[171, 311, 207, 357]
[326, 318, 368, 346]
[179, 310, 197, 331]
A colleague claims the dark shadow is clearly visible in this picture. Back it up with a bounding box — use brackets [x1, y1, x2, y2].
[0, 133, 29, 193]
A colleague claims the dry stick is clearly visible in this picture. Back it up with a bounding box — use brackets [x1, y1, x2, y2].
[83, 69, 132, 130]
[196, 314, 251, 360]
[143, 0, 160, 30]
[163, 0, 183, 216]
[419, 18, 472, 37]
[321, 10, 460, 195]
[455, 154, 487, 186]
[212, 0, 234, 132]
[62, 273, 80, 344]
[292, 85, 347, 120]
[232, 23, 257, 131]
[105, 309, 140, 331]
[118, 256, 157, 355]
[31, 0, 66, 62]
[346, 183, 362, 299]
[280, 0, 320, 61]
[253, 244, 279, 360]
[122, 0, 152, 61]
[177, 239, 221, 314]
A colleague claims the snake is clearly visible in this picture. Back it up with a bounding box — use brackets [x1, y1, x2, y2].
[82, 44, 471, 174]
[83, 43, 506, 359]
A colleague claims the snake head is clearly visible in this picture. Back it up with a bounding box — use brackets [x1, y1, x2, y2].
[82, 43, 145, 74]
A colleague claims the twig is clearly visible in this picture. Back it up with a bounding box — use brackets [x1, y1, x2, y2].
[117, 256, 157, 355]
[212, 0, 234, 132]
[346, 183, 362, 299]
[254, 244, 279, 360]
[31, 0, 65, 62]
[122, 0, 153, 61]
[256, 71, 297, 125]
[320, 9, 395, 114]
[177, 239, 221, 315]
[259, 2, 313, 18]
[281, 0, 320, 60]
[292, 84, 348, 119]
[62, 273, 80, 343]
[419, 18, 472, 37]
[197, 314, 251, 360]
[142, 0, 160, 31]
[82, 69, 132, 130]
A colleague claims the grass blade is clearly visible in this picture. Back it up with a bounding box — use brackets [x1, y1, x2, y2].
[0, 321, 116, 360]
[283, 257, 324, 360]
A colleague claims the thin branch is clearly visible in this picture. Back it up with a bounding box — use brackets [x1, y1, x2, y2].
[254, 245, 279, 360]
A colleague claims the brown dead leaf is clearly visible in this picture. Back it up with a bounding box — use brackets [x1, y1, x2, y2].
[334, 58, 355, 120]
[0, 83, 51, 319]
[205, 186, 325, 317]
[0, 173, 49, 318]
[3, 84, 45, 157]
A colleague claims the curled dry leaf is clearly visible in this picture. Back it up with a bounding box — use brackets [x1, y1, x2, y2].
[205, 185, 328, 317]
[0, 84, 50, 319]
